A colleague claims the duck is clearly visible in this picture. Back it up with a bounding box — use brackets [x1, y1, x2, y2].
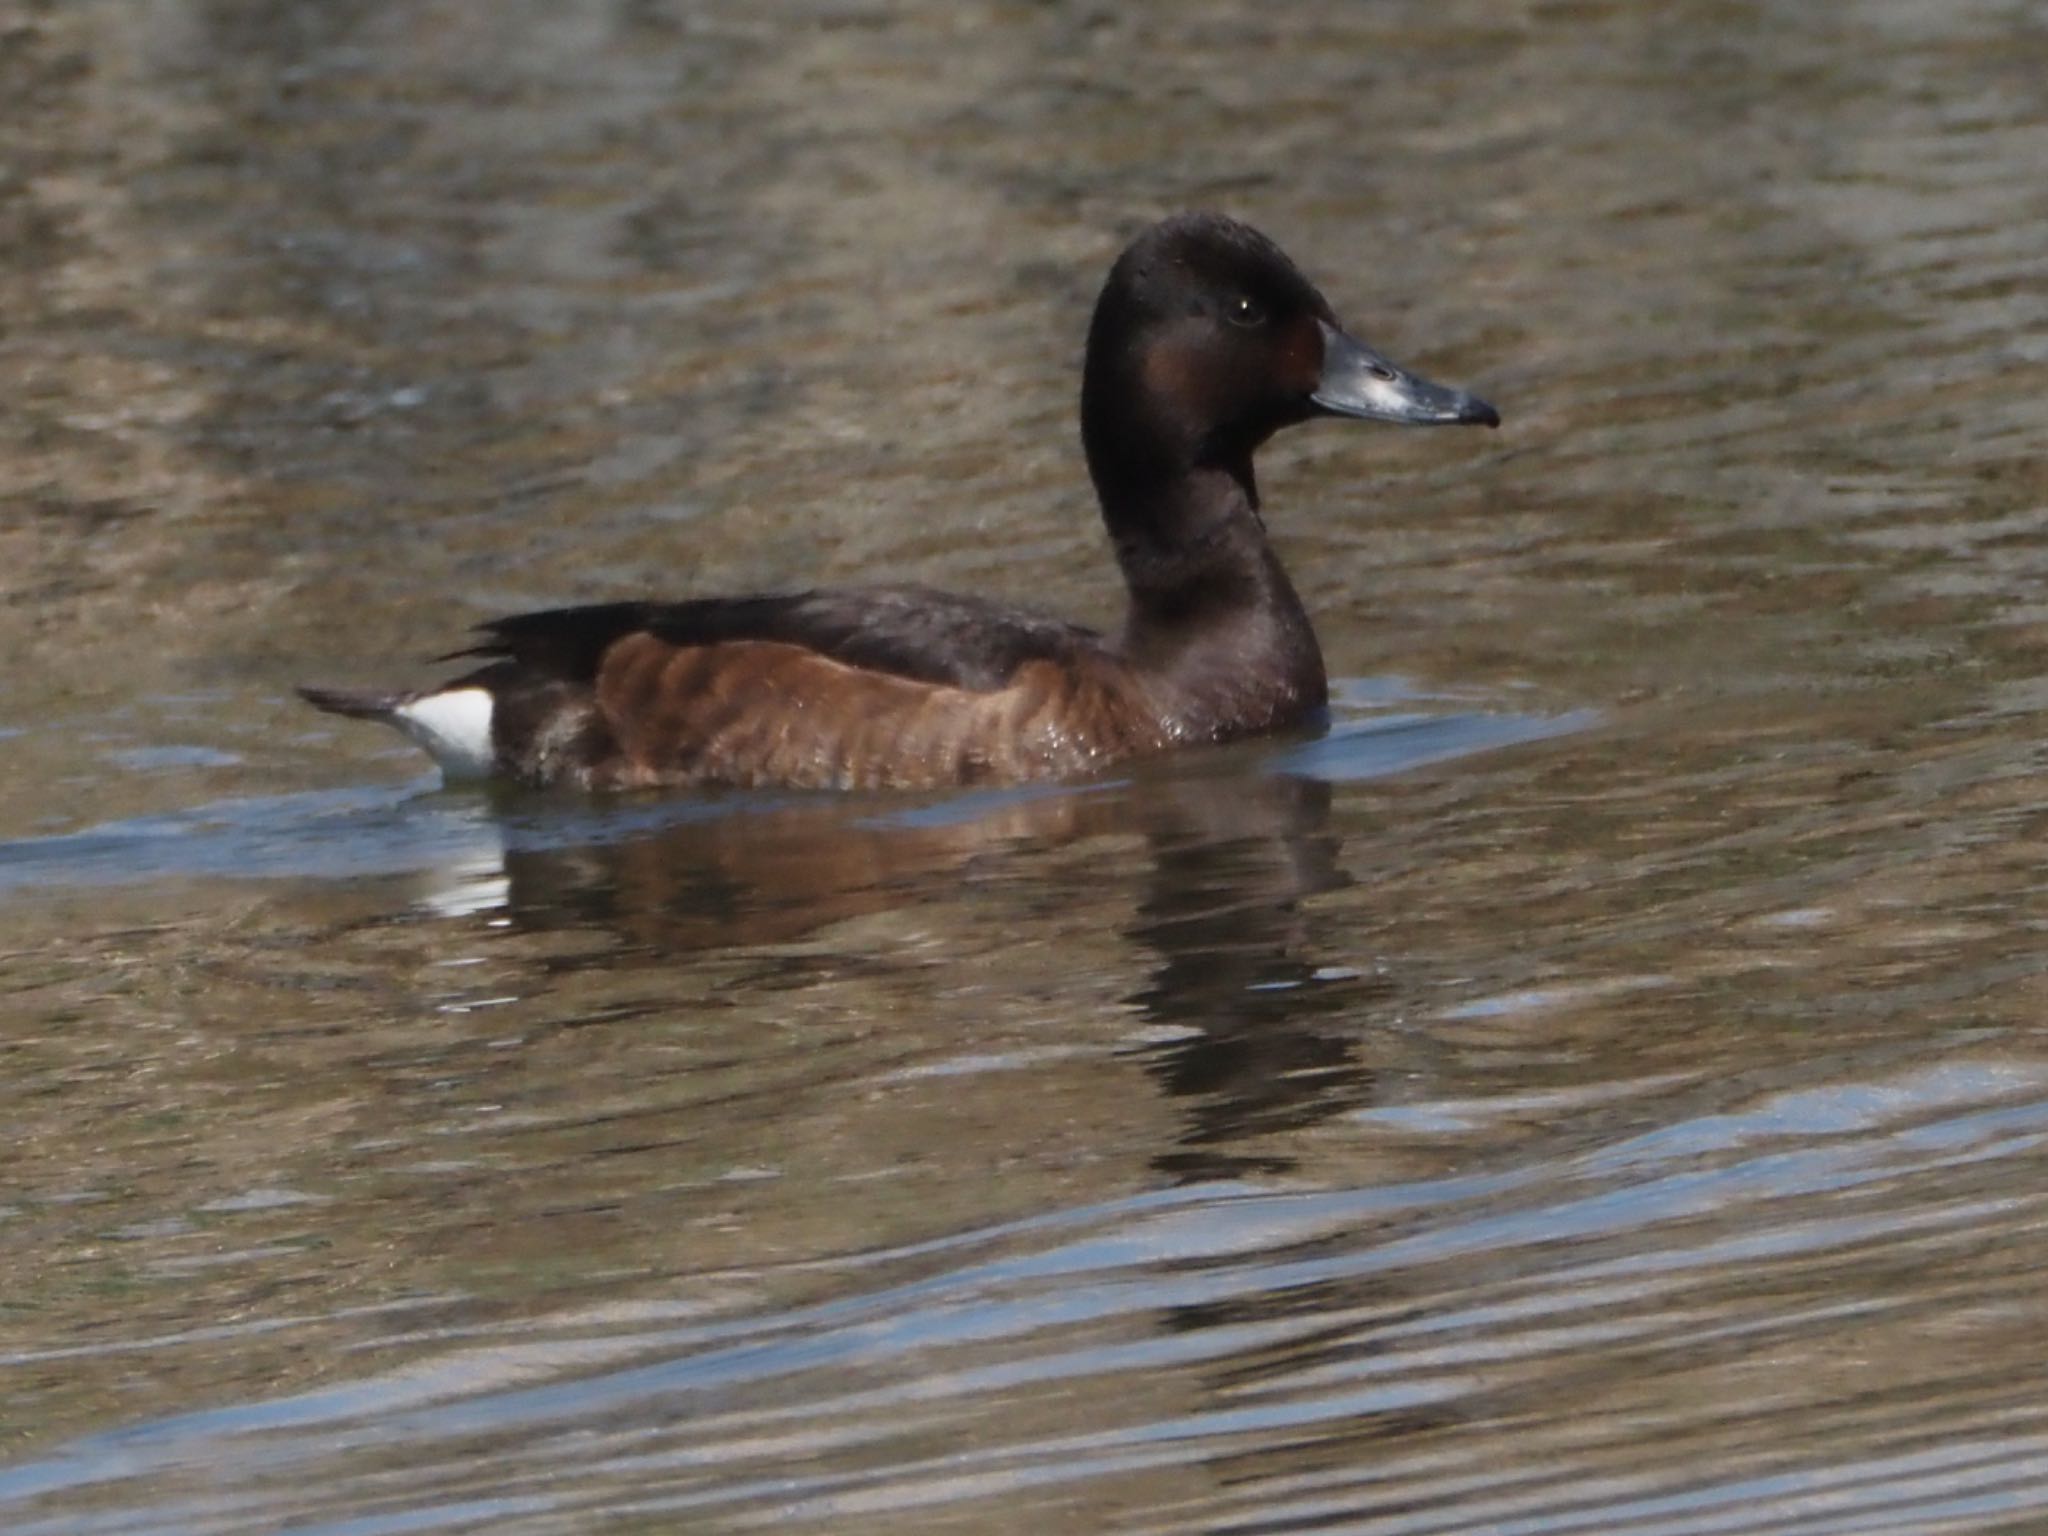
[299, 212, 1499, 791]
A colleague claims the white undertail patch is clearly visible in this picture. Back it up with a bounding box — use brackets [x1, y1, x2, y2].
[394, 688, 497, 781]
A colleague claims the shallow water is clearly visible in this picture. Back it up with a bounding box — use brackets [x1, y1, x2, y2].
[5, 1, 2048, 1532]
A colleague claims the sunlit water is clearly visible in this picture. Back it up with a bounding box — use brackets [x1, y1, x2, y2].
[5, 2, 2048, 1533]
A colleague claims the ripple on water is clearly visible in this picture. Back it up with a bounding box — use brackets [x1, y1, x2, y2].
[6, 1056, 2048, 1534]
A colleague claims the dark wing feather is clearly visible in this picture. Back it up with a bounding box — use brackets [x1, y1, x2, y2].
[453, 586, 1105, 693]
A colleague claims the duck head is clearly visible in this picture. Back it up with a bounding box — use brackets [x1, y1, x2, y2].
[1080, 212, 1498, 514]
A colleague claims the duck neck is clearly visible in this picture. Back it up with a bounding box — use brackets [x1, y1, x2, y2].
[1087, 441, 1328, 736]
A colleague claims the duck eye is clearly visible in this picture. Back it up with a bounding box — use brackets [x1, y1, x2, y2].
[1226, 295, 1265, 328]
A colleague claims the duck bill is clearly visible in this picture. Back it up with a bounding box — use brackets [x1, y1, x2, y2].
[1309, 320, 1499, 428]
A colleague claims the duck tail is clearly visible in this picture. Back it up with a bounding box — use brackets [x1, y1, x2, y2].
[299, 682, 500, 781]
[297, 684, 408, 721]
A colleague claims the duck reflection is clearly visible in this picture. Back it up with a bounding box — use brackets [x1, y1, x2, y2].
[471, 760, 1386, 1176]
[1124, 774, 1391, 1179]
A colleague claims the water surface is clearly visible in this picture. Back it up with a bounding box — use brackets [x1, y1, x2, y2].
[5, 2, 2048, 1532]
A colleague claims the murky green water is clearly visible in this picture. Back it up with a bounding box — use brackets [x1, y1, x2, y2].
[6, 1, 2048, 1531]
